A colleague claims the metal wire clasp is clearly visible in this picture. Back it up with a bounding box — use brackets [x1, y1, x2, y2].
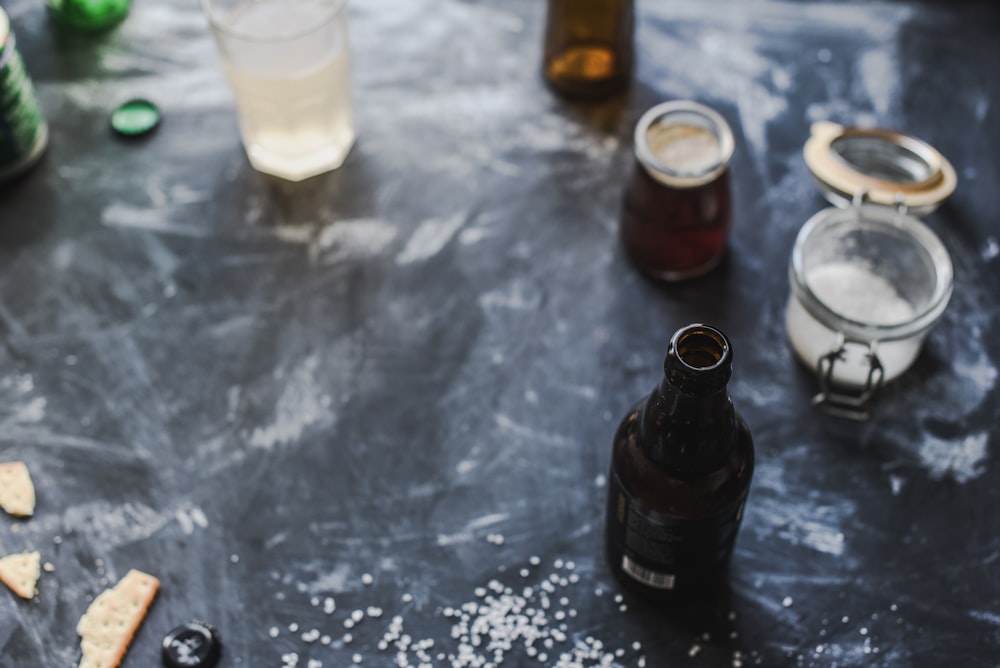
[811, 334, 885, 421]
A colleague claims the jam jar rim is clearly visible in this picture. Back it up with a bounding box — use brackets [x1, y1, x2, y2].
[789, 203, 954, 343]
[634, 100, 735, 188]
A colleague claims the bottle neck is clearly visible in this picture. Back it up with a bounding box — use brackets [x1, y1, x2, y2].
[637, 376, 737, 477]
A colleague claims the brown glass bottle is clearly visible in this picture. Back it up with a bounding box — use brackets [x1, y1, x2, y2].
[542, 0, 634, 98]
[605, 324, 754, 600]
[620, 101, 735, 280]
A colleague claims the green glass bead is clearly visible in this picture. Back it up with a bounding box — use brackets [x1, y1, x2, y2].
[110, 99, 160, 138]
[48, 0, 131, 32]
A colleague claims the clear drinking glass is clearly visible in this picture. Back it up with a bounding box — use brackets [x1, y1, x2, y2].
[202, 0, 356, 182]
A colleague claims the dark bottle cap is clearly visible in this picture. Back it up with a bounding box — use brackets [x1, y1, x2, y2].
[162, 621, 222, 668]
[111, 98, 160, 137]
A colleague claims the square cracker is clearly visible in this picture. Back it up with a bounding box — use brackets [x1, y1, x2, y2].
[0, 551, 41, 599]
[76, 569, 160, 668]
[0, 461, 36, 517]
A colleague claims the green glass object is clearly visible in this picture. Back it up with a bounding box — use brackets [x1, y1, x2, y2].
[110, 99, 160, 137]
[48, 0, 132, 32]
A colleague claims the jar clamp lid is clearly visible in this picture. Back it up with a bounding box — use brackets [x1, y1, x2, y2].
[790, 122, 956, 419]
[803, 121, 956, 214]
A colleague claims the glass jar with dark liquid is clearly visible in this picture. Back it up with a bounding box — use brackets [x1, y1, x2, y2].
[620, 101, 735, 281]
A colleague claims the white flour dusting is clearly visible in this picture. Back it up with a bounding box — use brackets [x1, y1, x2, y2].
[249, 355, 332, 449]
[176, 505, 211, 536]
[313, 218, 398, 263]
[395, 213, 466, 265]
[65, 501, 172, 549]
[478, 280, 543, 311]
[982, 237, 999, 261]
[102, 203, 213, 237]
[13, 397, 46, 423]
[917, 433, 989, 484]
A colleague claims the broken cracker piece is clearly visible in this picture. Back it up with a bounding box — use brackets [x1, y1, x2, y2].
[76, 569, 160, 668]
[0, 550, 41, 599]
[0, 461, 36, 517]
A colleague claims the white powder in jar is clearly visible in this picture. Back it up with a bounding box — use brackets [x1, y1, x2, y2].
[786, 262, 925, 387]
[805, 262, 916, 325]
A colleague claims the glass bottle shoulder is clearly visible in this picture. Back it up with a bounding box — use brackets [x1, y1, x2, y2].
[610, 404, 753, 519]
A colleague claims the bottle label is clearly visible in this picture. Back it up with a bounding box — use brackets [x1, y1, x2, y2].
[607, 469, 746, 590]
[0, 16, 48, 178]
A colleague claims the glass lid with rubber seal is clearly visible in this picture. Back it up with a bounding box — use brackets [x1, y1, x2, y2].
[803, 121, 956, 214]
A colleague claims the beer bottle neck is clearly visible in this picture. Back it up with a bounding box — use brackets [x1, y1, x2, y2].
[637, 324, 738, 476]
[638, 379, 737, 477]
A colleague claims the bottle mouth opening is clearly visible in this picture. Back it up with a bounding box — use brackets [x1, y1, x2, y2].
[676, 330, 727, 370]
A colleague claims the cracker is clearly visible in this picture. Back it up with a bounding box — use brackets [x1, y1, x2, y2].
[0, 461, 36, 517]
[0, 550, 41, 599]
[76, 569, 160, 668]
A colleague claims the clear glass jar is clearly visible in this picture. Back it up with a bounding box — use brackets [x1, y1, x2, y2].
[787, 123, 956, 419]
[620, 101, 735, 281]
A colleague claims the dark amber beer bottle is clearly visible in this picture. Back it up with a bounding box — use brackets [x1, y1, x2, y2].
[605, 324, 754, 600]
[542, 0, 634, 98]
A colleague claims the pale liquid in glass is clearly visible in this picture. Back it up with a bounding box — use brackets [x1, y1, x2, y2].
[221, 0, 355, 181]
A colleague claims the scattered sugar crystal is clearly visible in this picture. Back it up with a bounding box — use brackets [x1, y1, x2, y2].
[529, 556, 541, 566]
[351, 610, 365, 623]
[323, 597, 336, 614]
[352, 654, 362, 664]
[268, 626, 280, 639]
[343, 633, 353, 643]
[288, 623, 299, 633]
[301, 629, 320, 643]
[307, 660, 322, 668]
[402, 593, 413, 603]
[689, 644, 702, 657]
[320, 635, 332, 645]
[361, 573, 374, 586]
[782, 596, 794, 608]
[367, 606, 384, 618]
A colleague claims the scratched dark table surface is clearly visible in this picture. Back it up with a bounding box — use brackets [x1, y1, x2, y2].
[1, 0, 999, 666]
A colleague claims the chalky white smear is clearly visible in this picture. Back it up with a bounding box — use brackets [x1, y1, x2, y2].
[249, 355, 331, 449]
[917, 433, 989, 484]
[395, 214, 466, 265]
[749, 446, 853, 558]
